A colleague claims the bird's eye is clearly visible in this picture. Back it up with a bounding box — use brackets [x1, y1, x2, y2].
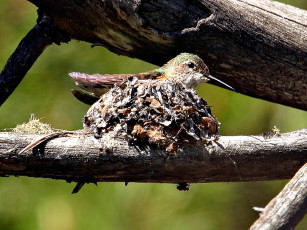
[186, 62, 195, 68]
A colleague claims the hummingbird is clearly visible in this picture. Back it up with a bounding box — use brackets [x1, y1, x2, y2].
[70, 53, 234, 104]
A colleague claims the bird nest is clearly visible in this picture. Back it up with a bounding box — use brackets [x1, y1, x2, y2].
[83, 76, 219, 152]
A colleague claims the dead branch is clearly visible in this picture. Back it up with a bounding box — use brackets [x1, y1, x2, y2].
[0, 15, 69, 106]
[1, 0, 305, 109]
[0, 129, 306, 183]
[250, 162, 307, 230]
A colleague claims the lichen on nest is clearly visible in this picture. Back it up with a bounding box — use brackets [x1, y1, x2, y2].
[83, 76, 219, 151]
[12, 114, 54, 134]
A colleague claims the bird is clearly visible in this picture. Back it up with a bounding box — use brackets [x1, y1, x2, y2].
[69, 53, 234, 104]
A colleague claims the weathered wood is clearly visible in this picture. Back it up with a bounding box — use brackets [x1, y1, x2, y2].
[23, 0, 306, 110]
[0, 129, 306, 183]
[250, 162, 307, 230]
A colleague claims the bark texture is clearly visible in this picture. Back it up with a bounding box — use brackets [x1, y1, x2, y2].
[0, 2, 306, 228]
[25, 0, 307, 110]
[250, 162, 307, 230]
[0, 129, 306, 183]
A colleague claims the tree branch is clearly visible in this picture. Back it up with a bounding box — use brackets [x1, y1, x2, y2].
[23, 0, 306, 110]
[1, 0, 306, 109]
[0, 129, 306, 183]
[250, 162, 307, 230]
[0, 16, 68, 106]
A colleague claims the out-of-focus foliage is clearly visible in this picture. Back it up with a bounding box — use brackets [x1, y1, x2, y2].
[0, 1, 306, 229]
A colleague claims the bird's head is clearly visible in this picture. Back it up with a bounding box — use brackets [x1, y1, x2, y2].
[161, 53, 234, 90]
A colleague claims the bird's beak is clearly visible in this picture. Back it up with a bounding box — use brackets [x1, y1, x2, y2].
[203, 72, 235, 91]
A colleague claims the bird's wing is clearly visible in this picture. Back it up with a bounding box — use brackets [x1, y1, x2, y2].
[69, 72, 132, 97]
[69, 71, 163, 96]
[69, 71, 163, 105]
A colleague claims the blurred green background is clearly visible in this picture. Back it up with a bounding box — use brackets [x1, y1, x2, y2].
[0, 0, 306, 229]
